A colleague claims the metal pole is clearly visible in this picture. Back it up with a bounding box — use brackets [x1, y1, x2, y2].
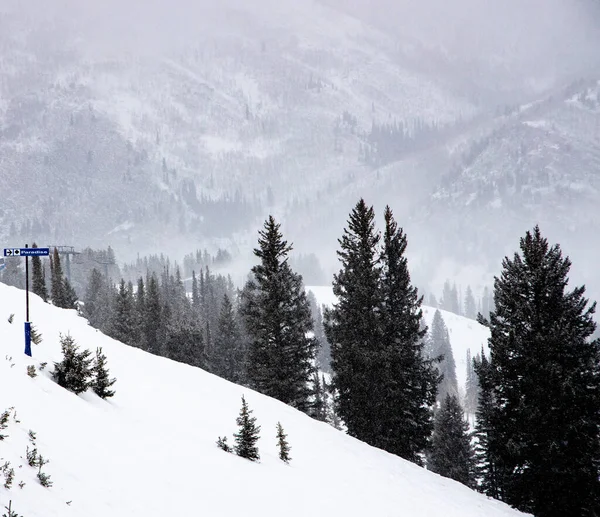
[25, 243, 29, 322]
[24, 243, 31, 357]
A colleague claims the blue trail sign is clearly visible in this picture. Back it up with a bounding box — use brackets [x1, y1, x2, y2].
[4, 248, 50, 257]
[2, 245, 52, 357]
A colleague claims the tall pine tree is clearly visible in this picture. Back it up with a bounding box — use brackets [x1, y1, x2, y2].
[325, 201, 438, 462]
[428, 310, 458, 404]
[108, 280, 135, 345]
[144, 275, 162, 355]
[324, 199, 382, 445]
[375, 205, 438, 463]
[31, 243, 48, 302]
[241, 216, 317, 413]
[50, 248, 66, 308]
[477, 226, 600, 516]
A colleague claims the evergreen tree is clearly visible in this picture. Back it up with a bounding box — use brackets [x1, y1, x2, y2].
[428, 293, 438, 308]
[31, 243, 47, 302]
[309, 371, 327, 422]
[477, 226, 600, 515]
[50, 248, 67, 308]
[308, 291, 331, 372]
[83, 269, 113, 331]
[91, 347, 116, 399]
[166, 323, 205, 367]
[212, 294, 245, 383]
[233, 396, 260, 461]
[276, 422, 291, 463]
[464, 349, 480, 416]
[324, 199, 382, 445]
[216, 436, 231, 452]
[481, 286, 492, 320]
[428, 394, 476, 488]
[134, 277, 146, 348]
[464, 285, 477, 320]
[451, 283, 460, 315]
[441, 281, 460, 314]
[52, 334, 93, 394]
[62, 277, 78, 308]
[440, 280, 453, 312]
[428, 310, 458, 404]
[144, 275, 162, 354]
[191, 270, 200, 314]
[108, 279, 135, 345]
[376, 205, 438, 463]
[473, 350, 500, 498]
[241, 216, 318, 413]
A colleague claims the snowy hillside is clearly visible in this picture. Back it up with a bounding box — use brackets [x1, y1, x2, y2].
[307, 286, 490, 393]
[0, 282, 525, 517]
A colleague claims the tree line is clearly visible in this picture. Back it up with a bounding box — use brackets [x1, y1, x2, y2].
[3, 199, 600, 516]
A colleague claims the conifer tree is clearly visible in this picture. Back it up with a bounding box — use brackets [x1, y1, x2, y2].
[216, 436, 231, 452]
[440, 281, 453, 312]
[428, 394, 476, 488]
[50, 249, 66, 308]
[233, 396, 260, 461]
[109, 280, 136, 345]
[464, 349, 480, 416]
[241, 216, 317, 413]
[144, 275, 162, 354]
[428, 310, 458, 404]
[308, 291, 331, 372]
[134, 277, 146, 348]
[464, 285, 477, 320]
[62, 277, 78, 308]
[276, 422, 291, 463]
[31, 243, 47, 302]
[191, 271, 200, 314]
[52, 334, 93, 394]
[476, 226, 600, 515]
[481, 286, 492, 320]
[324, 199, 382, 445]
[473, 350, 500, 498]
[83, 269, 113, 331]
[91, 347, 116, 399]
[376, 205, 438, 463]
[309, 371, 327, 422]
[212, 294, 245, 383]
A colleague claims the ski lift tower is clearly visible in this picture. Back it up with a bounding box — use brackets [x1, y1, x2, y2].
[48, 245, 80, 282]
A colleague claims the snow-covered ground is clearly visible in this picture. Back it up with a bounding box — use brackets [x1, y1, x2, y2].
[306, 286, 490, 393]
[0, 282, 524, 517]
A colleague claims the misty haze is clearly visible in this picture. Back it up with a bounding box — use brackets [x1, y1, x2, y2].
[1, 1, 600, 516]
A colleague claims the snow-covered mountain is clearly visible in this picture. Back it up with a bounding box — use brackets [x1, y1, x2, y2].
[416, 79, 600, 297]
[0, 282, 526, 517]
[0, 0, 474, 258]
[1, 0, 600, 294]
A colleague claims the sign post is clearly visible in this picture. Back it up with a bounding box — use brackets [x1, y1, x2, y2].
[3, 246, 50, 357]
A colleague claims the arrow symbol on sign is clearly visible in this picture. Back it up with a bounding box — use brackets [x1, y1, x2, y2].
[6, 249, 13, 256]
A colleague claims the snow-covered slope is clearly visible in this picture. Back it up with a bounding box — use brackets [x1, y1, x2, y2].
[307, 286, 490, 393]
[0, 282, 524, 517]
[421, 306, 489, 391]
